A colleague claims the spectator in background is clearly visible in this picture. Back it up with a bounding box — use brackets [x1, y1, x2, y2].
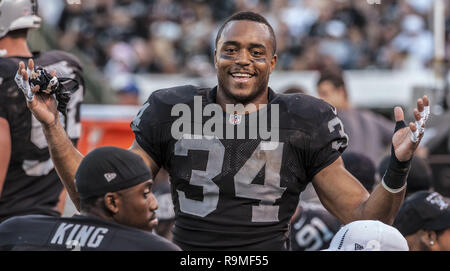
[390, 14, 433, 70]
[342, 152, 377, 192]
[378, 155, 433, 197]
[394, 191, 450, 251]
[325, 220, 409, 251]
[318, 20, 352, 68]
[0, 147, 181, 251]
[115, 83, 140, 106]
[111, 75, 141, 106]
[49, 0, 449, 74]
[317, 70, 394, 165]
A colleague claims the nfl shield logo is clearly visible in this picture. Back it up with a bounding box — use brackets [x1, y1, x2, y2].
[229, 114, 241, 125]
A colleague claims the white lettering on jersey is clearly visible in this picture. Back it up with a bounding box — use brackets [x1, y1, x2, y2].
[50, 222, 109, 249]
[87, 228, 109, 248]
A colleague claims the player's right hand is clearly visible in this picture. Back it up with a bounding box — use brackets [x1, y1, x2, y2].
[17, 59, 59, 127]
[392, 96, 429, 162]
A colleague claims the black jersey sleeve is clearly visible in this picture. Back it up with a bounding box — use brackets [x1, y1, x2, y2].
[0, 94, 6, 119]
[306, 103, 348, 180]
[131, 94, 167, 168]
[130, 85, 199, 169]
[0, 58, 20, 120]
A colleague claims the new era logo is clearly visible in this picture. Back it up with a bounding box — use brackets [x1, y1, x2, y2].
[355, 243, 364, 250]
[104, 173, 117, 182]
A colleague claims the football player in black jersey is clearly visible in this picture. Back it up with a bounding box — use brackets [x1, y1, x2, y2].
[18, 11, 429, 250]
[0, 147, 180, 251]
[0, 0, 84, 222]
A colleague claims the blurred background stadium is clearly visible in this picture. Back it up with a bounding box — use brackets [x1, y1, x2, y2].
[27, 0, 450, 211]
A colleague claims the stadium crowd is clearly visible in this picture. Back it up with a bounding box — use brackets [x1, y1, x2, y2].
[44, 0, 450, 80]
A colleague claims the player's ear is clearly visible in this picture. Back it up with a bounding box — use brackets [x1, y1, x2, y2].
[104, 193, 120, 214]
[418, 229, 435, 248]
[214, 49, 218, 69]
[427, 230, 438, 248]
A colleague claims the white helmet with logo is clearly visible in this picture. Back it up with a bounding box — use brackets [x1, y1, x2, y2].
[0, 0, 41, 39]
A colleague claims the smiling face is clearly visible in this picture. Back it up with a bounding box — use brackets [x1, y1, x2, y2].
[113, 180, 159, 232]
[215, 20, 277, 105]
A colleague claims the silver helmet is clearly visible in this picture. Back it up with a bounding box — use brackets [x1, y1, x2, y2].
[0, 0, 41, 39]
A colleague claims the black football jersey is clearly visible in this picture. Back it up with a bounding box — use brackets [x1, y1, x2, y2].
[131, 85, 347, 250]
[0, 51, 84, 222]
[290, 202, 342, 251]
[0, 215, 181, 251]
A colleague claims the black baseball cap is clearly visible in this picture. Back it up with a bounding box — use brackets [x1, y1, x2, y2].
[394, 191, 450, 236]
[75, 146, 152, 199]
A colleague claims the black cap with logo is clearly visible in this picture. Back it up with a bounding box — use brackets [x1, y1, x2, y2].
[75, 146, 153, 199]
[394, 191, 450, 236]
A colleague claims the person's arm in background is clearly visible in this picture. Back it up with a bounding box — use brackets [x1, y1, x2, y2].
[17, 59, 160, 211]
[0, 118, 11, 197]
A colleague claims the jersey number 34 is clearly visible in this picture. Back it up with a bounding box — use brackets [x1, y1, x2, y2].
[175, 135, 286, 222]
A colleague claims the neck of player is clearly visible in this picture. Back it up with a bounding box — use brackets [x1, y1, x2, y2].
[216, 86, 269, 114]
[0, 36, 32, 58]
[80, 207, 115, 224]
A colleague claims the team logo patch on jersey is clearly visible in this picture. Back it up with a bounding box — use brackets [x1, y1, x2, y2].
[104, 173, 117, 183]
[229, 114, 242, 125]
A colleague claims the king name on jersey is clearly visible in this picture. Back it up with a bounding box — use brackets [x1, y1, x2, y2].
[50, 222, 109, 249]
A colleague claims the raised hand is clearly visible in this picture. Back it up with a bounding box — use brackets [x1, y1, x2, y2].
[16, 59, 59, 127]
[392, 96, 430, 162]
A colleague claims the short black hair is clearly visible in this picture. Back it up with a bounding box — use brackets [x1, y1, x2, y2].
[317, 71, 348, 98]
[5, 29, 28, 39]
[317, 71, 345, 89]
[79, 195, 103, 213]
[215, 11, 277, 55]
[282, 85, 307, 94]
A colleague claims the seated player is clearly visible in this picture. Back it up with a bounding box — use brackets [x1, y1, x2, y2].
[0, 147, 180, 251]
[393, 191, 450, 251]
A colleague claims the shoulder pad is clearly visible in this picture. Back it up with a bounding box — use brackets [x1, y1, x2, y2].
[147, 85, 201, 106]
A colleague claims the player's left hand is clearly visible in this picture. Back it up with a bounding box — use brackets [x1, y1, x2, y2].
[392, 96, 430, 162]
